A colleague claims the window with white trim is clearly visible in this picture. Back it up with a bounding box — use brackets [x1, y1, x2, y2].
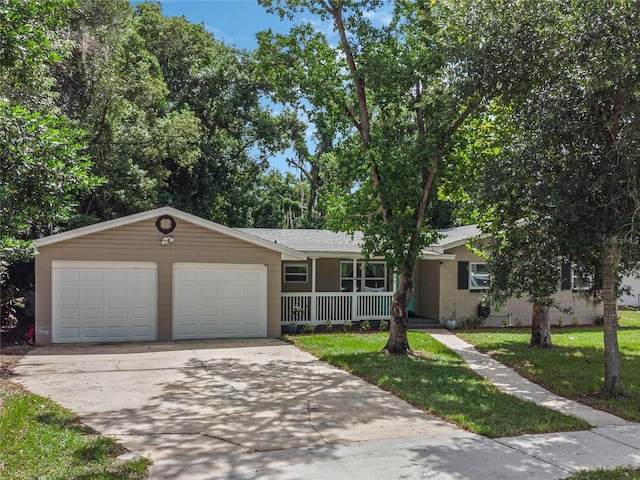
[572, 265, 592, 291]
[283, 263, 308, 283]
[340, 261, 387, 292]
[470, 262, 490, 291]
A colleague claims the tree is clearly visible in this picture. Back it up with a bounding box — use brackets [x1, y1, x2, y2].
[257, 0, 502, 353]
[0, 0, 98, 281]
[52, 0, 202, 220]
[456, 0, 640, 394]
[134, 2, 298, 226]
[286, 112, 336, 227]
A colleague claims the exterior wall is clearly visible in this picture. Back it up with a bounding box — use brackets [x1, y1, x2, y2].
[35, 217, 282, 344]
[439, 244, 603, 327]
[619, 276, 640, 307]
[281, 259, 313, 293]
[280, 258, 394, 293]
[280, 258, 341, 292]
[415, 260, 440, 319]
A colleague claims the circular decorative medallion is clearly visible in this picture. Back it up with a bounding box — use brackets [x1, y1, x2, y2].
[155, 215, 176, 234]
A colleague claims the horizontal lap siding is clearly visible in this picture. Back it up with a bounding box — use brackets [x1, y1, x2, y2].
[36, 218, 282, 344]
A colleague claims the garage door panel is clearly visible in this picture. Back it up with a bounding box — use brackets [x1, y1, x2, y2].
[173, 264, 267, 340]
[52, 261, 157, 343]
[85, 327, 104, 338]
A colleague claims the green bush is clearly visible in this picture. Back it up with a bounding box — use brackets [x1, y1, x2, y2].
[461, 315, 485, 329]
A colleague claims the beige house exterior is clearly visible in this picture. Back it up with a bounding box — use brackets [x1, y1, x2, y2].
[34, 207, 601, 345]
[35, 207, 305, 344]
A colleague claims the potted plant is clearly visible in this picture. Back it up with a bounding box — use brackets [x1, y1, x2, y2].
[443, 304, 458, 331]
[284, 305, 305, 334]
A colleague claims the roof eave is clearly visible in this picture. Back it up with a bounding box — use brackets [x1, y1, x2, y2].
[35, 206, 307, 260]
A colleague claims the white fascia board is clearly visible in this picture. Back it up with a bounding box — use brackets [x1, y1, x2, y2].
[440, 233, 491, 251]
[420, 253, 457, 261]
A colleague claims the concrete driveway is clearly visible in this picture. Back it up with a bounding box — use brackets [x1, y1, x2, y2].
[14, 339, 459, 463]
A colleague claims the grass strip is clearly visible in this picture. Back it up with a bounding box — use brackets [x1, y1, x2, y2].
[564, 466, 640, 479]
[291, 331, 589, 438]
[0, 386, 150, 480]
[458, 310, 640, 421]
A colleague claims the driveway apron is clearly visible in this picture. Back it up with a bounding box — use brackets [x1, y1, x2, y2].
[13, 339, 458, 461]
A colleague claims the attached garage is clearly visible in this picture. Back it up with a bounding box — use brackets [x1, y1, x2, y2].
[34, 207, 306, 345]
[52, 261, 157, 343]
[173, 263, 267, 340]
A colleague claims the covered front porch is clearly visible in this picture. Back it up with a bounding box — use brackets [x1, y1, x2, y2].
[280, 257, 394, 326]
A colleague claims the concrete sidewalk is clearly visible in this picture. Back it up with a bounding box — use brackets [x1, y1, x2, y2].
[428, 331, 631, 427]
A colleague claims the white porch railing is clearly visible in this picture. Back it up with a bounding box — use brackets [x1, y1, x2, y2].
[282, 292, 394, 325]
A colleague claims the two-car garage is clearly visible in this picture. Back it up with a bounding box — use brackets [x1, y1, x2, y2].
[36, 207, 305, 345]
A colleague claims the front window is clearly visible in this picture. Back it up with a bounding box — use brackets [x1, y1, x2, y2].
[572, 266, 592, 291]
[341, 261, 387, 292]
[470, 263, 490, 291]
[283, 263, 308, 283]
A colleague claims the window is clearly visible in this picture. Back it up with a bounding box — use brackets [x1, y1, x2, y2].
[341, 261, 387, 292]
[572, 265, 592, 291]
[283, 263, 308, 283]
[470, 263, 490, 291]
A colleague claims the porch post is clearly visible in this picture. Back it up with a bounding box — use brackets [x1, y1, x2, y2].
[311, 258, 317, 324]
[352, 258, 358, 321]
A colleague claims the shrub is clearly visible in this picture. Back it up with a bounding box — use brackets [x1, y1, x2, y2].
[514, 317, 524, 327]
[379, 319, 390, 331]
[571, 316, 581, 327]
[592, 314, 604, 326]
[461, 314, 485, 329]
[322, 319, 332, 331]
[360, 319, 371, 331]
[557, 317, 565, 328]
[302, 323, 316, 334]
[342, 319, 353, 331]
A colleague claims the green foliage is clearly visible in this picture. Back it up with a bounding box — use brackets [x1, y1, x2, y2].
[379, 319, 390, 331]
[133, 2, 297, 226]
[0, 0, 100, 284]
[292, 332, 589, 437]
[459, 310, 640, 421]
[360, 319, 371, 331]
[302, 323, 316, 334]
[0, 389, 150, 479]
[565, 467, 640, 480]
[460, 315, 485, 329]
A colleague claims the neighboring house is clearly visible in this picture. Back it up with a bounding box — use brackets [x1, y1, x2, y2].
[34, 207, 601, 345]
[619, 276, 640, 307]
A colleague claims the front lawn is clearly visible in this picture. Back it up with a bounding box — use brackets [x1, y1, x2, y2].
[291, 331, 589, 438]
[0, 367, 150, 480]
[457, 309, 640, 421]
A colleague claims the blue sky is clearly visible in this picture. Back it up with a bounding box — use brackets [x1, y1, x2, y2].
[130, 0, 293, 51]
[129, 0, 298, 171]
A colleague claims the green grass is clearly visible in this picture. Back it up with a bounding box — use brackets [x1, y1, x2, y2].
[565, 466, 640, 479]
[291, 331, 589, 438]
[457, 309, 640, 421]
[0, 386, 150, 480]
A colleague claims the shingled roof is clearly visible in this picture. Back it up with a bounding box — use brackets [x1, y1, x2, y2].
[238, 224, 484, 258]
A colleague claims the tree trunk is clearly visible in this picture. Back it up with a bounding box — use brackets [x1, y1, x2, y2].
[383, 270, 413, 354]
[529, 301, 552, 348]
[602, 242, 622, 395]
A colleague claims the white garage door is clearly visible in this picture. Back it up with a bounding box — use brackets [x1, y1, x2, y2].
[52, 261, 157, 343]
[173, 263, 267, 340]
